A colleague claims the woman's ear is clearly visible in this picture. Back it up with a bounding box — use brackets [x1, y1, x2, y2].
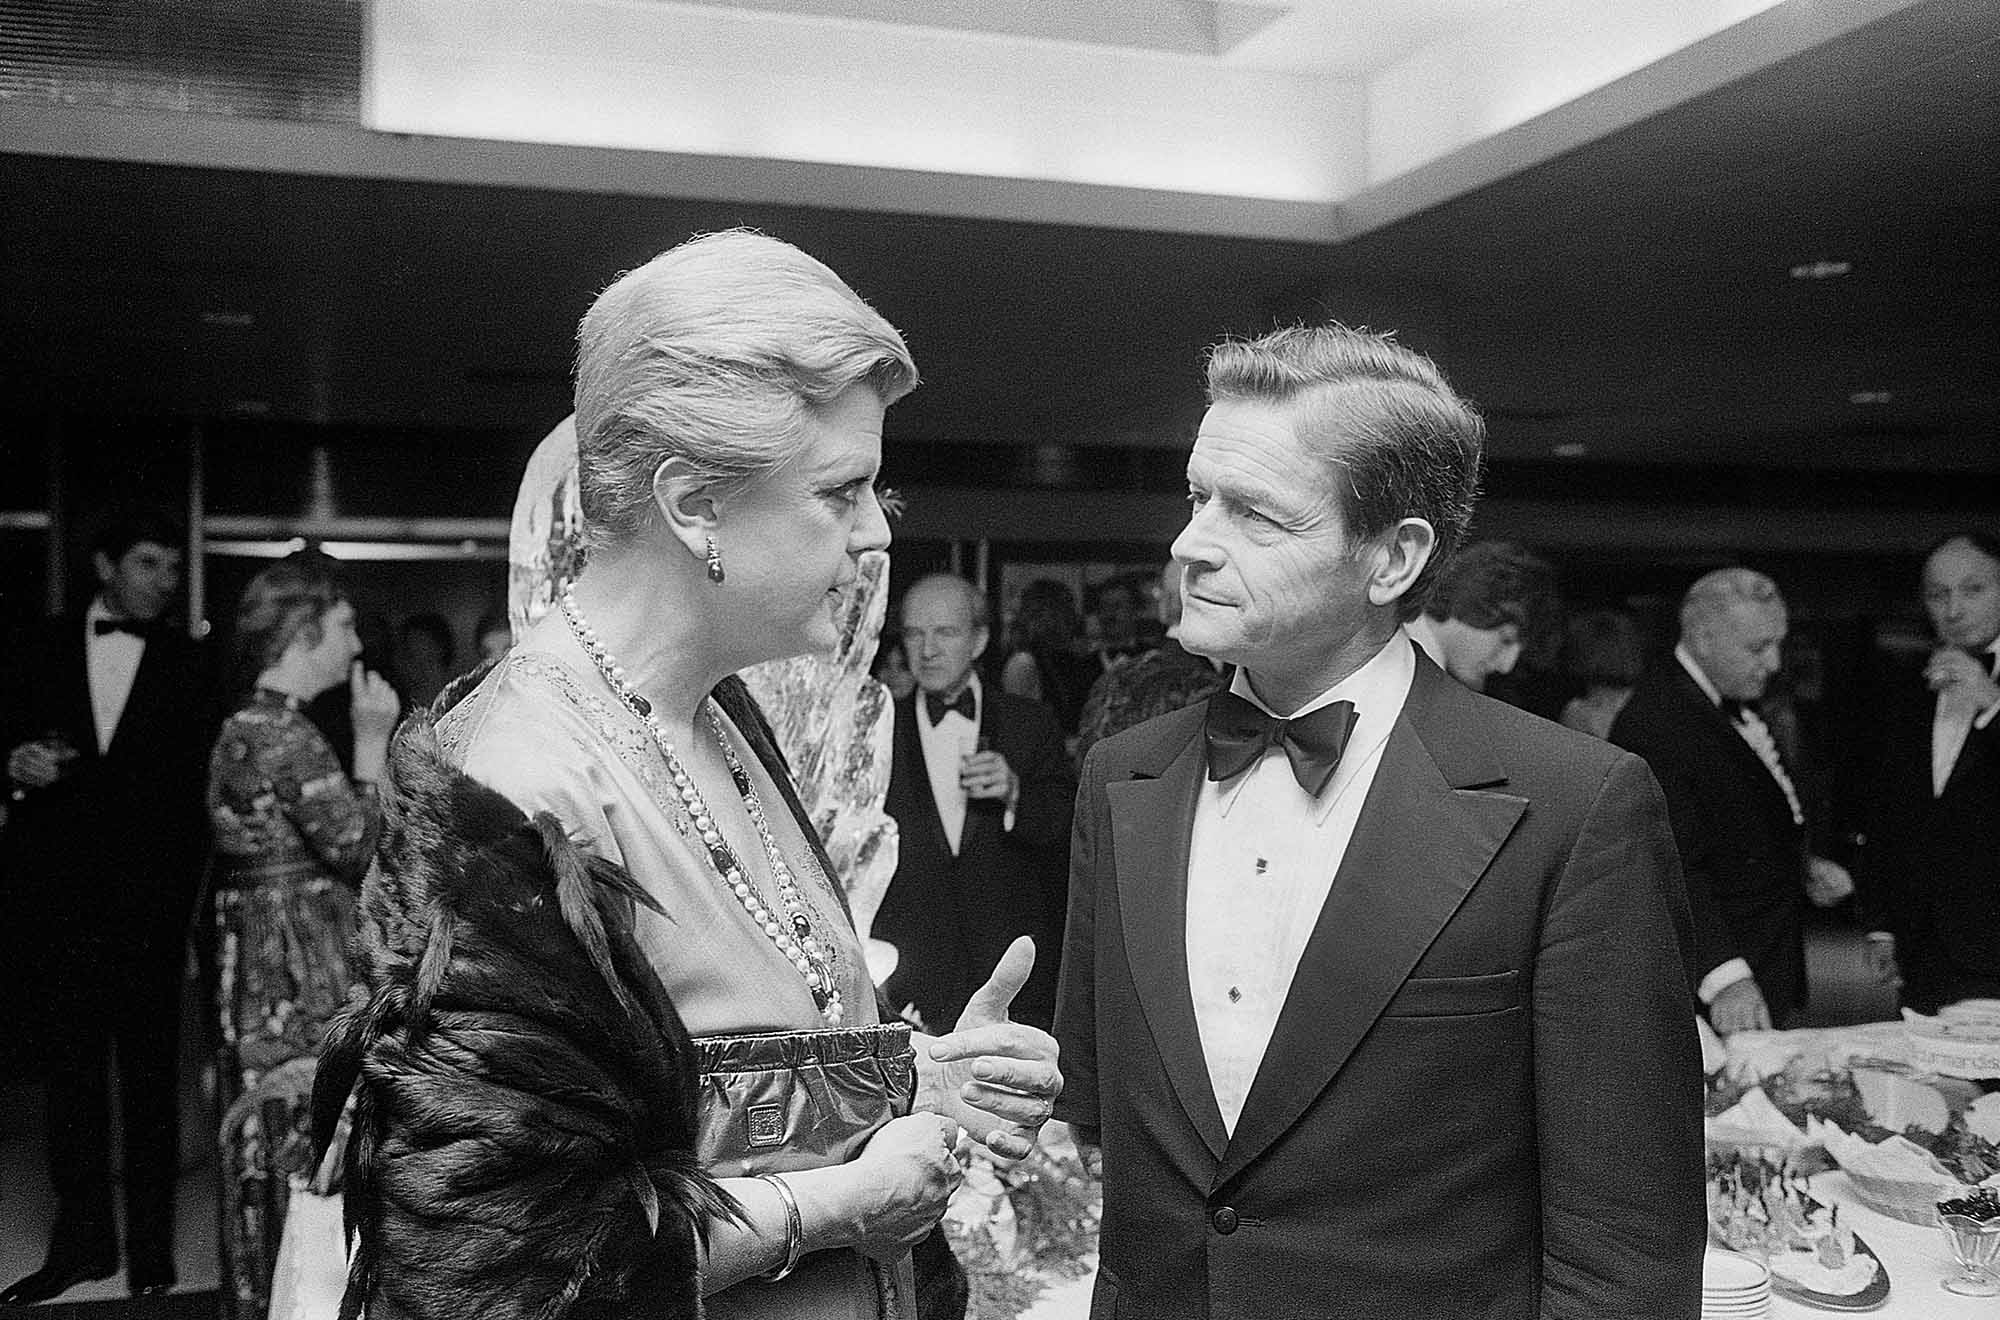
[650, 457, 723, 565]
[1367, 518, 1437, 608]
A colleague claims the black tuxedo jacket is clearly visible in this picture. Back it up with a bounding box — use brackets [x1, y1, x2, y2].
[1860, 667, 2000, 1011]
[1055, 649, 1704, 1320]
[876, 688, 1075, 1032]
[1609, 662, 1809, 1023]
[0, 612, 214, 980]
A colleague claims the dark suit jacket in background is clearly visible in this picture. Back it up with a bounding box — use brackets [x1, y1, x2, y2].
[0, 612, 215, 1026]
[1860, 668, 2000, 1012]
[1055, 649, 1704, 1320]
[877, 689, 1075, 1033]
[1610, 663, 1810, 1026]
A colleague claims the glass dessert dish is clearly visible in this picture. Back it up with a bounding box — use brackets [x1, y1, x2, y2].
[1935, 1189, 2000, 1298]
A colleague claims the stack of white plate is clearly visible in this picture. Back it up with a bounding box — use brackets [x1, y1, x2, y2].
[1702, 1251, 1770, 1319]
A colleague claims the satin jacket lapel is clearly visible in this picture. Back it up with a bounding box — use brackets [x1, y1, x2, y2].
[895, 696, 951, 860]
[1671, 670, 1792, 825]
[58, 617, 97, 757]
[108, 634, 173, 758]
[1218, 664, 1526, 1184]
[1108, 717, 1229, 1162]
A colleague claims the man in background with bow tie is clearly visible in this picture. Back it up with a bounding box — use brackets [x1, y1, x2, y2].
[1859, 532, 2000, 1013]
[1053, 325, 1703, 1320]
[877, 571, 1074, 1033]
[1610, 568, 1855, 1036]
[0, 509, 215, 1304]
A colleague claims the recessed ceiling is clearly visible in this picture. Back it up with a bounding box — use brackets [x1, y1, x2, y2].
[0, 0, 1994, 487]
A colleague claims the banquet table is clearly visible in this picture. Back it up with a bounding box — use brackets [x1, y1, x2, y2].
[967, 1019, 1999, 1320]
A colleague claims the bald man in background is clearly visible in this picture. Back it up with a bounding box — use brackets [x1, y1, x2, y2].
[876, 572, 1074, 1032]
[1610, 568, 1854, 1032]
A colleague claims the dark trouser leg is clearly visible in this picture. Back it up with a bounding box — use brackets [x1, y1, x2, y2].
[44, 1022, 118, 1256]
[117, 948, 184, 1284]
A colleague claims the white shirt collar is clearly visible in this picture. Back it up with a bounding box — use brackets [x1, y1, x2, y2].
[1674, 643, 1726, 709]
[1222, 633, 1416, 823]
[1404, 615, 1446, 672]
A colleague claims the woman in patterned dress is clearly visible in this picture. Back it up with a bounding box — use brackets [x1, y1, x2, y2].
[206, 549, 399, 1318]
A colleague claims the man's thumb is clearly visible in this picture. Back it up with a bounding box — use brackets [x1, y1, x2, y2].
[962, 935, 1035, 1023]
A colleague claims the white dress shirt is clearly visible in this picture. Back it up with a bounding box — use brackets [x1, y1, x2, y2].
[85, 597, 146, 755]
[1186, 634, 1415, 1134]
[914, 673, 983, 856]
[1930, 637, 2000, 796]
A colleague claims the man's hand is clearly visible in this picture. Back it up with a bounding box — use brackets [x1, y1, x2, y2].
[1864, 934, 1901, 988]
[7, 741, 65, 790]
[959, 750, 1017, 803]
[1709, 977, 1772, 1035]
[917, 936, 1061, 1164]
[1926, 647, 2000, 711]
[1806, 855, 1856, 908]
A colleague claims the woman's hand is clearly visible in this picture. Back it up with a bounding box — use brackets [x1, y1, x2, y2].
[349, 663, 401, 784]
[918, 936, 1062, 1164]
[820, 1112, 964, 1263]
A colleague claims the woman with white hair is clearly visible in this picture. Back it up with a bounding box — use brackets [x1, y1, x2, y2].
[318, 231, 1061, 1320]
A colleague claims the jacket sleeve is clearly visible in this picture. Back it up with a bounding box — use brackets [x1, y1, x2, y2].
[1002, 700, 1077, 858]
[1051, 738, 1108, 1132]
[1611, 712, 1740, 986]
[1535, 752, 1707, 1320]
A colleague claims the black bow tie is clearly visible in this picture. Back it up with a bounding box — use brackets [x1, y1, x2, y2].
[1203, 689, 1359, 797]
[924, 689, 976, 725]
[93, 618, 154, 639]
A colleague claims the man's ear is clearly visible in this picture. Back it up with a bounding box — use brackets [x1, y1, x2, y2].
[93, 551, 116, 587]
[1366, 518, 1436, 608]
[650, 457, 724, 565]
[970, 625, 990, 662]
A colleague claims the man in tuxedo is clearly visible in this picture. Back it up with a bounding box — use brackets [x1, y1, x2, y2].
[1610, 569, 1856, 1035]
[877, 572, 1074, 1033]
[1054, 325, 1703, 1320]
[1860, 532, 2000, 1012]
[0, 510, 214, 1303]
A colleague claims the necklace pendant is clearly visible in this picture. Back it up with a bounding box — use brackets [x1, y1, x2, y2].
[811, 985, 831, 1010]
[792, 914, 812, 938]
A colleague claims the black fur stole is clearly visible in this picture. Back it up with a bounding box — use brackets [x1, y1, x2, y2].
[313, 679, 746, 1320]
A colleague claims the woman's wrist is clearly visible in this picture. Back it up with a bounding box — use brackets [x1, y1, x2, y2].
[756, 1174, 803, 1281]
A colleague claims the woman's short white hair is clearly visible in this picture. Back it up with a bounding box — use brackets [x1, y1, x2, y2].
[573, 229, 918, 548]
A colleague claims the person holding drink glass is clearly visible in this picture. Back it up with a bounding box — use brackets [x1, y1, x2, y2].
[0, 509, 214, 1305]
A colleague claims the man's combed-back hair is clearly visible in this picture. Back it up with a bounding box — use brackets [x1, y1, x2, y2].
[573, 229, 919, 549]
[1205, 324, 1484, 621]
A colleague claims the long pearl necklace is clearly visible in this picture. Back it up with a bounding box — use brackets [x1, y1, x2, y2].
[559, 584, 844, 1024]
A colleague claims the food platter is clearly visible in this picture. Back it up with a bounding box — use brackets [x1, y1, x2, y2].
[1766, 1231, 1891, 1312]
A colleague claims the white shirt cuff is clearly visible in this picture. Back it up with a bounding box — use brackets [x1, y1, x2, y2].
[1975, 698, 2000, 730]
[1698, 958, 1754, 1005]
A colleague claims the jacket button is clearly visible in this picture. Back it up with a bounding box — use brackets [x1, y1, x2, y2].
[1210, 1206, 1239, 1235]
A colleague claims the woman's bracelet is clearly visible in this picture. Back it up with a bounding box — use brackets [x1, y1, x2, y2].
[756, 1173, 803, 1282]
